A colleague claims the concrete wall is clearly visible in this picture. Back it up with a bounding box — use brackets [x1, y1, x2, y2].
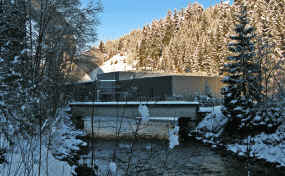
[65, 81, 97, 101]
[83, 116, 178, 139]
[171, 76, 223, 98]
[119, 76, 173, 99]
[70, 102, 198, 119]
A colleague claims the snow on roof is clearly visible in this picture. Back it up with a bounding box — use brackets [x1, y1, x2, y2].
[199, 107, 215, 113]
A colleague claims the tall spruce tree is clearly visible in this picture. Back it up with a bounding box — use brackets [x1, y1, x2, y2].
[221, 6, 261, 133]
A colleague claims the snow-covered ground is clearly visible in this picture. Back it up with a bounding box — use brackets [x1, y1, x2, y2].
[100, 54, 135, 73]
[227, 126, 285, 166]
[0, 144, 74, 176]
[0, 108, 87, 176]
[194, 106, 285, 167]
[86, 54, 136, 81]
[50, 109, 87, 161]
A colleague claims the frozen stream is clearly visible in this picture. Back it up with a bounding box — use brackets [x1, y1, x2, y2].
[78, 139, 285, 176]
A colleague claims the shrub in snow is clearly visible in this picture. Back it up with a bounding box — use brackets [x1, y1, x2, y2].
[195, 106, 228, 143]
[227, 122, 285, 167]
[196, 106, 227, 134]
[242, 102, 282, 134]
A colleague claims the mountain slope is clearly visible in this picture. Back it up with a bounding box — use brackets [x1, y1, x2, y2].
[92, 0, 284, 76]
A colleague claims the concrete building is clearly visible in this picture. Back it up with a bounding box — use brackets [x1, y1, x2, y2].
[67, 71, 224, 101]
[96, 71, 224, 101]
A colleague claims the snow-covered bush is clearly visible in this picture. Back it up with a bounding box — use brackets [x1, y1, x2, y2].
[241, 102, 283, 134]
[195, 106, 228, 144]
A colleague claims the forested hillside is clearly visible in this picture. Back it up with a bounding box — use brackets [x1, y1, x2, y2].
[94, 0, 284, 75]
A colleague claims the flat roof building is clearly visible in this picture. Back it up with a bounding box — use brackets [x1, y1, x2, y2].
[96, 71, 224, 101]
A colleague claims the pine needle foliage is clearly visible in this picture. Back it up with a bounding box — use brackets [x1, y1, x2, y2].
[221, 5, 261, 134]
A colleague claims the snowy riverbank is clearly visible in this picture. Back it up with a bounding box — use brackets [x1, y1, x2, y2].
[0, 144, 74, 176]
[0, 108, 87, 176]
[194, 106, 285, 168]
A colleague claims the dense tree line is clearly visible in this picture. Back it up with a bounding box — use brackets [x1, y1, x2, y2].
[98, 0, 284, 76]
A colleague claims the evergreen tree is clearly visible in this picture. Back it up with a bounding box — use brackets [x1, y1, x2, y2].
[221, 6, 261, 133]
[162, 10, 174, 46]
[0, 0, 29, 117]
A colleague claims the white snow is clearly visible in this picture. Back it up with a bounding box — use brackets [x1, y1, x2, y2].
[231, 99, 238, 104]
[70, 101, 199, 105]
[227, 125, 285, 167]
[0, 141, 73, 176]
[195, 105, 285, 167]
[169, 125, 179, 149]
[86, 53, 137, 81]
[91, 54, 136, 80]
[101, 54, 130, 73]
[109, 161, 117, 175]
[138, 104, 150, 123]
[223, 0, 230, 4]
[223, 76, 230, 82]
[81, 73, 92, 81]
[199, 107, 214, 113]
[20, 49, 28, 55]
[196, 106, 228, 138]
[50, 109, 87, 160]
[0, 108, 85, 176]
[138, 117, 178, 121]
[253, 115, 261, 122]
[21, 105, 26, 111]
[12, 56, 20, 64]
[233, 106, 242, 111]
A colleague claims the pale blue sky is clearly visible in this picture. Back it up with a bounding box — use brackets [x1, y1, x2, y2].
[83, 0, 233, 44]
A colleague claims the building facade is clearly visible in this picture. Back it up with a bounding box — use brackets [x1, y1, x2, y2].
[67, 71, 224, 101]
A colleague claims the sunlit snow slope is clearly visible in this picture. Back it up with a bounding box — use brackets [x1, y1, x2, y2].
[87, 54, 136, 80]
